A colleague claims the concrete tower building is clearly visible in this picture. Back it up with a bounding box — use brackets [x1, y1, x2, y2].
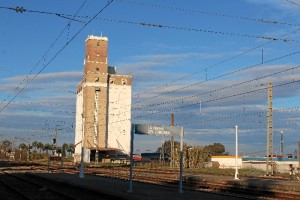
[74, 35, 132, 163]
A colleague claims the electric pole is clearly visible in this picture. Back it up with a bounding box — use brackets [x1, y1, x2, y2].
[280, 130, 283, 157]
[171, 113, 175, 168]
[53, 127, 57, 155]
[266, 82, 274, 175]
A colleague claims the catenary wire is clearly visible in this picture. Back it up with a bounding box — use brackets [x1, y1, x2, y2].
[0, 1, 89, 109]
[0, 0, 115, 113]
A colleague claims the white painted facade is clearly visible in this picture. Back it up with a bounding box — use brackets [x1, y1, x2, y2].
[107, 83, 131, 154]
[74, 90, 83, 163]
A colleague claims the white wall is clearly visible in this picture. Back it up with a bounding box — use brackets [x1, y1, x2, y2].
[211, 156, 243, 169]
[107, 84, 131, 155]
[276, 162, 299, 173]
[243, 161, 299, 173]
[74, 91, 83, 163]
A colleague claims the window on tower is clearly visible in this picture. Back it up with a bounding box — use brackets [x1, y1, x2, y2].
[121, 79, 127, 85]
[110, 78, 115, 84]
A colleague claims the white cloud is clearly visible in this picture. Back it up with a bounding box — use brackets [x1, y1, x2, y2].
[118, 52, 224, 74]
[0, 71, 82, 96]
[0, 71, 78, 144]
[4, 71, 82, 83]
[246, 0, 300, 14]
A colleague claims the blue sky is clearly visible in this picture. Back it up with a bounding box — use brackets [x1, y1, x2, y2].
[1, 0, 300, 156]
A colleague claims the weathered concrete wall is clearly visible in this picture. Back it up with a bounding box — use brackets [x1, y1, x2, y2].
[107, 74, 132, 154]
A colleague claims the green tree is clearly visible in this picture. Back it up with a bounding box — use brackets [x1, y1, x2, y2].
[18, 143, 30, 161]
[67, 143, 75, 156]
[62, 143, 68, 157]
[156, 140, 180, 154]
[184, 145, 210, 168]
[19, 143, 28, 151]
[155, 141, 227, 169]
[36, 142, 44, 154]
[0, 139, 12, 155]
[203, 143, 226, 156]
[169, 144, 211, 169]
[56, 147, 62, 155]
[31, 141, 38, 151]
[43, 143, 52, 155]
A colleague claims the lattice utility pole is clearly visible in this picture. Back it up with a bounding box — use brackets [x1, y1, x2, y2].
[53, 128, 57, 155]
[170, 113, 175, 168]
[266, 82, 274, 175]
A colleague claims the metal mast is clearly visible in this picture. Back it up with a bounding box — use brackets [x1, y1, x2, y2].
[280, 130, 283, 157]
[266, 82, 274, 175]
[170, 113, 175, 168]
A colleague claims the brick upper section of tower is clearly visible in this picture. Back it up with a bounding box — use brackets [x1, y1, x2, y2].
[84, 35, 109, 74]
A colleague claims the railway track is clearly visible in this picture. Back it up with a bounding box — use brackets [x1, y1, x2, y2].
[2, 161, 300, 199]
[84, 166, 300, 199]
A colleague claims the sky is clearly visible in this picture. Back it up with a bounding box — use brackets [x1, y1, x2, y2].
[1, 0, 300, 156]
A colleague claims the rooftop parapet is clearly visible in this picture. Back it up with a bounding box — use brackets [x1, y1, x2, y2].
[85, 35, 108, 43]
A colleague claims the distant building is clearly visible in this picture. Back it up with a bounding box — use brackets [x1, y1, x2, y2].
[242, 156, 299, 173]
[211, 156, 299, 173]
[74, 35, 132, 163]
[211, 156, 243, 169]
